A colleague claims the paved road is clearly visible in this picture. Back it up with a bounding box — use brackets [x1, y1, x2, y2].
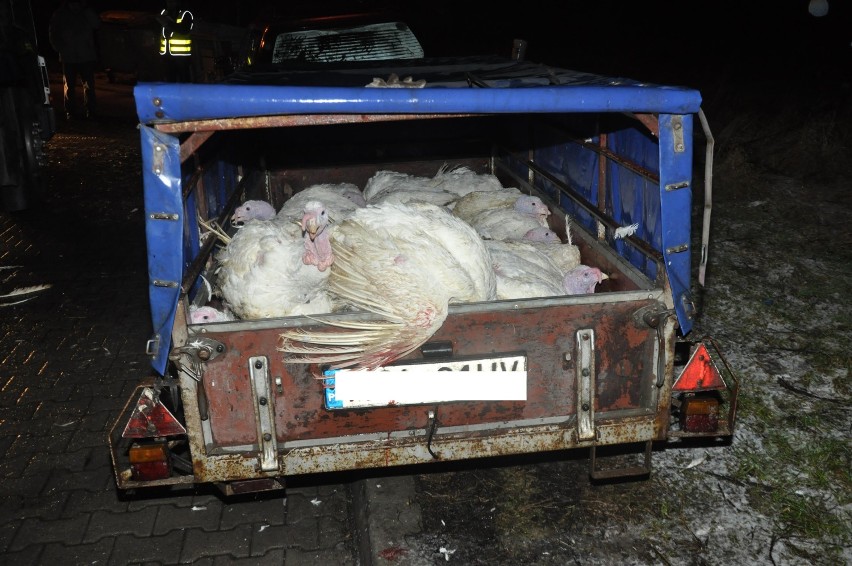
[0, 68, 424, 566]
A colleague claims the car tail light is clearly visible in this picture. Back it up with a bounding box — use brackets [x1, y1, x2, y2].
[129, 442, 171, 481]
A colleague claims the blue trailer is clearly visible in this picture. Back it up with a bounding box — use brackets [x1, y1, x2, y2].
[109, 22, 737, 494]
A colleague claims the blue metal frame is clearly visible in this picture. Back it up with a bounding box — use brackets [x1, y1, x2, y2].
[136, 76, 702, 375]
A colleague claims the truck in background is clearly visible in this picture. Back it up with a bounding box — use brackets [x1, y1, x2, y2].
[0, 0, 55, 212]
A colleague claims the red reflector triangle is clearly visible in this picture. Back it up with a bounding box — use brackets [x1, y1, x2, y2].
[122, 387, 187, 438]
[673, 343, 727, 392]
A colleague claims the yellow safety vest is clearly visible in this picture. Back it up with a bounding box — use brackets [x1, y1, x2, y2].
[160, 10, 193, 56]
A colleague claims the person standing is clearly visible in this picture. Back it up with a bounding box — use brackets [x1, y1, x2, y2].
[156, 0, 194, 82]
[48, 0, 100, 119]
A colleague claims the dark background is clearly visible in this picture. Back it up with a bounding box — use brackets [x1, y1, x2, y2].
[30, 0, 851, 88]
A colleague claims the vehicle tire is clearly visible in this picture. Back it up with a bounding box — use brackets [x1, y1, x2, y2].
[0, 86, 46, 212]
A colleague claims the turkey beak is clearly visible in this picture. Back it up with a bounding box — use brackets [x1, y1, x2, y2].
[599, 272, 609, 283]
[301, 214, 320, 240]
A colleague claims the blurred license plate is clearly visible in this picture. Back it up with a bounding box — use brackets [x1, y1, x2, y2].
[323, 354, 527, 409]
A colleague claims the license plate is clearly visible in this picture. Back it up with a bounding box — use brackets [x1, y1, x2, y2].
[323, 354, 527, 409]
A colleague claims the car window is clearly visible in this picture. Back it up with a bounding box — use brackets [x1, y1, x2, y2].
[271, 22, 424, 63]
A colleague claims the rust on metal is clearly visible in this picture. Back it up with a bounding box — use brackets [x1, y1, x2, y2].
[155, 113, 479, 135]
[179, 130, 214, 163]
[194, 299, 664, 453]
[628, 112, 660, 137]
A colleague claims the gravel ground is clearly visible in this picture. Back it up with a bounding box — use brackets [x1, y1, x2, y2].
[406, 68, 852, 566]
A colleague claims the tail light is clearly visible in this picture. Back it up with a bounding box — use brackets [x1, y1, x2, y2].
[670, 339, 739, 437]
[680, 396, 720, 433]
[129, 442, 171, 481]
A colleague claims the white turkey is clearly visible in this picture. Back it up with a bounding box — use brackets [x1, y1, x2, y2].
[231, 200, 277, 227]
[363, 165, 504, 207]
[486, 239, 566, 300]
[214, 201, 334, 320]
[563, 265, 608, 295]
[518, 226, 582, 274]
[453, 191, 552, 241]
[450, 187, 523, 221]
[279, 201, 497, 369]
[485, 227, 587, 300]
[189, 304, 235, 323]
[276, 182, 366, 224]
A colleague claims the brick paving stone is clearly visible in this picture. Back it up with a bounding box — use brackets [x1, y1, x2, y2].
[0, 473, 50, 499]
[0, 452, 31, 479]
[8, 516, 88, 551]
[249, 522, 287, 558]
[284, 491, 325, 523]
[125, 490, 200, 512]
[0, 519, 21, 553]
[43, 466, 115, 495]
[7, 429, 75, 457]
[32, 399, 92, 421]
[279, 517, 319, 550]
[191, 491, 228, 509]
[0, 434, 14, 456]
[0, 494, 23, 518]
[84, 506, 159, 543]
[83, 444, 114, 470]
[28, 380, 76, 404]
[9, 492, 69, 520]
[285, 545, 355, 566]
[63, 487, 128, 516]
[213, 548, 286, 565]
[317, 515, 351, 550]
[219, 497, 286, 530]
[0, 405, 40, 435]
[0, 546, 44, 566]
[39, 538, 115, 565]
[22, 446, 92, 476]
[79, 408, 116, 432]
[77, 376, 130, 401]
[70, 425, 117, 450]
[108, 530, 185, 566]
[153, 501, 224, 536]
[179, 524, 253, 562]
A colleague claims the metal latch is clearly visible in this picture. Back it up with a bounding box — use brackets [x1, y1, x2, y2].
[249, 356, 279, 473]
[576, 329, 596, 441]
[168, 337, 225, 382]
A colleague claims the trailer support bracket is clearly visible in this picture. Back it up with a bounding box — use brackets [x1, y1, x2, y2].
[249, 356, 279, 473]
[576, 329, 596, 441]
